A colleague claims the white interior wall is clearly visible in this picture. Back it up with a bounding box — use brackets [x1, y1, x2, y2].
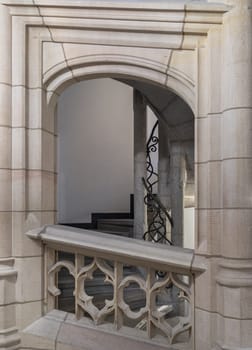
[57, 78, 134, 223]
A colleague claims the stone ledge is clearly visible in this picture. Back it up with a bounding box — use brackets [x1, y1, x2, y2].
[22, 310, 190, 350]
[0, 0, 230, 14]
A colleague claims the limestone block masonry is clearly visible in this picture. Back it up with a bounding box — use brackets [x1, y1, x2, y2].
[0, 0, 251, 349]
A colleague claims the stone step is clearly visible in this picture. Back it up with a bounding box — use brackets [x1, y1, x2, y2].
[98, 229, 132, 237]
[97, 218, 133, 235]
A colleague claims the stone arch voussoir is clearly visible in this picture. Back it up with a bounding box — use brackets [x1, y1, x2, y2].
[43, 55, 195, 113]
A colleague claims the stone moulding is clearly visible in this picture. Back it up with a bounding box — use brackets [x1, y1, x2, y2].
[0, 258, 17, 279]
[0, 259, 19, 349]
[216, 260, 252, 288]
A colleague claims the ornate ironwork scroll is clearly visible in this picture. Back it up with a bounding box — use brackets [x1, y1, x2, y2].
[142, 178, 173, 244]
[143, 120, 173, 244]
[146, 120, 159, 194]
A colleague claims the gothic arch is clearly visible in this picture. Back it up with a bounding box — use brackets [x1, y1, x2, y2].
[43, 54, 195, 113]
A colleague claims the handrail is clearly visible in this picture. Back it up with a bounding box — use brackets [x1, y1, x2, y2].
[27, 225, 204, 273]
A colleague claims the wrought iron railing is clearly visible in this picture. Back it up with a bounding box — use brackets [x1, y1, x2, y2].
[146, 119, 159, 194]
[27, 225, 204, 347]
[142, 178, 173, 244]
[143, 119, 173, 244]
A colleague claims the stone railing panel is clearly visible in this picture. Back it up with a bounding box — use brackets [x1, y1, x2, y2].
[27, 225, 205, 348]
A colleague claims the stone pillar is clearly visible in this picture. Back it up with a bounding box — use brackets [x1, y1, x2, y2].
[0, 4, 12, 259]
[158, 119, 170, 208]
[170, 142, 186, 247]
[217, 2, 252, 349]
[194, 1, 252, 349]
[158, 119, 171, 241]
[133, 90, 147, 240]
[0, 4, 20, 349]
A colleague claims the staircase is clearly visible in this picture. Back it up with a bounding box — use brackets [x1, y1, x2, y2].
[97, 218, 133, 237]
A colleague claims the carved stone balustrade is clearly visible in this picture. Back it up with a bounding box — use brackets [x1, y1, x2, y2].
[26, 225, 205, 348]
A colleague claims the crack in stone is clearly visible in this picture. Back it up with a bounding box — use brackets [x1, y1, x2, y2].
[164, 5, 186, 88]
[31, 0, 78, 87]
[55, 312, 68, 350]
[195, 306, 252, 321]
[32, 0, 54, 42]
[60, 43, 80, 84]
[164, 51, 173, 87]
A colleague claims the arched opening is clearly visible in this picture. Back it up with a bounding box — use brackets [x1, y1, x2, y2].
[55, 76, 195, 249]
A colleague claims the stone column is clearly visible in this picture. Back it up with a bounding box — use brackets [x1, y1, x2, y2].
[170, 142, 186, 247]
[194, 2, 252, 349]
[158, 119, 171, 241]
[193, 14, 223, 350]
[0, 4, 20, 349]
[0, 4, 12, 259]
[158, 119, 170, 208]
[217, 2, 252, 349]
[133, 90, 147, 240]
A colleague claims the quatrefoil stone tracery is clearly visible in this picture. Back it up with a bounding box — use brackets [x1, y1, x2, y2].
[118, 275, 148, 320]
[47, 254, 193, 345]
[77, 258, 115, 324]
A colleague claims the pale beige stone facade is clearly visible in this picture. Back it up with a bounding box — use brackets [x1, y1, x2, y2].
[0, 0, 251, 349]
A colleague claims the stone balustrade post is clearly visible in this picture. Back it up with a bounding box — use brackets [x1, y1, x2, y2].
[158, 119, 171, 241]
